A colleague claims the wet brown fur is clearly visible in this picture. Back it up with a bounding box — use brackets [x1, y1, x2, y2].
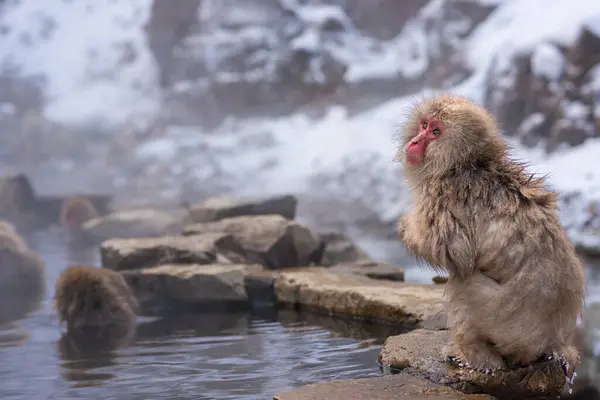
[0, 221, 46, 322]
[0, 220, 28, 250]
[59, 197, 99, 230]
[53, 266, 138, 330]
[396, 94, 585, 375]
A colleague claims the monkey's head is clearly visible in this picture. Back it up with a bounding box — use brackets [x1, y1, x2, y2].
[398, 94, 506, 177]
[54, 266, 135, 330]
[60, 198, 98, 230]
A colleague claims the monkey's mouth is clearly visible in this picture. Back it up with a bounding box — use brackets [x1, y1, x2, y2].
[405, 153, 423, 166]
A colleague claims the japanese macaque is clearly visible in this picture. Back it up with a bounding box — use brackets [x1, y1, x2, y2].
[396, 94, 585, 377]
[0, 221, 45, 323]
[59, 197, 99, 231]
[53, 266, 138, 331]
[0, 220, 27, 250]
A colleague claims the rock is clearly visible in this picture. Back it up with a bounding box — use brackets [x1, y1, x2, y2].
[320, 232, 372, 266]
[184, 194, 298, 224]
[183, 215, 324, 269]
[144, 0, 203, 87]
[100, 233, 248, 271]
[567, 25, 600, 76]
[274, 373, 493, 400]
[121, 264, 252, 315]
[336, 0, 427, 40]
[432, 275, 449, 284]
[244, 268, 278, 307]
[485, 34, 600, 153]
[274, 269, 445, 325]
[329, 261, 405, 282]
[378, 329, 567, 399]
[82, 208, 182, 241]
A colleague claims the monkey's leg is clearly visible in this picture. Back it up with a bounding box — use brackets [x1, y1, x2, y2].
[443, 276, 506, 372]
[443, 327, 505, 372]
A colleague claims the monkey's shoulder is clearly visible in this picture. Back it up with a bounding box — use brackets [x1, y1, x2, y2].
[436, 161, 557, 210]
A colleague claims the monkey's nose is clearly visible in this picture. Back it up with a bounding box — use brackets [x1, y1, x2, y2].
[410, 137, 419, 145]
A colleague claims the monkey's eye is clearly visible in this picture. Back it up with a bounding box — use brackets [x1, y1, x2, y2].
[421, 121, 428, 129]
[432, 128, 440, 136]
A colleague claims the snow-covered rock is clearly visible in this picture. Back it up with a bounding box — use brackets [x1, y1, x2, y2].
[0, 0, 600, 258]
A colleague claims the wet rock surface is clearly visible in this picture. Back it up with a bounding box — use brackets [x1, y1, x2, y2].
[184, 194, 298, 224]
[320, 232, 372, 266]
[183, 215, 324, 269]
[100, 233, 248, 271]
[121, 264, 253, 315]
[274, 269, 444, 325]
[379, 329, 568, 400]
[274, 374, 494, 400]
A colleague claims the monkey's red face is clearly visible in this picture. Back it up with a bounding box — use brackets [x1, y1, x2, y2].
[404, 117, 444, 166]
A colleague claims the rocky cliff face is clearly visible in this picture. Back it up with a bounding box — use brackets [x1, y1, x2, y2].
[130, 0, 499, 128]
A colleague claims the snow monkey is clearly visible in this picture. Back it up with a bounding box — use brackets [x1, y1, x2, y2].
[54, 266, 138, 331]
[59, 196, 99, 231]
[396, 93, 585, 377]
[0, 222, 45, 322]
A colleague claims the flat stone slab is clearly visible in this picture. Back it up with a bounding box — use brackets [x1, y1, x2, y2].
[184, 194, 297, 223]
[378, 329, 567, 400]
[83, 208, 182, 241]
[122, 264, 256, 314]
[274, 374, 494, 400]
[274, 269, 445, 325]
[329, 261, 405, 282]
[100, 233, 248, 271]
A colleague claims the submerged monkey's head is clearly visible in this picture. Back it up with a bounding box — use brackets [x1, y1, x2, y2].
[60, 197, 99, 230]
[54, 266, 137, 330]
[398, 94, 507, 178]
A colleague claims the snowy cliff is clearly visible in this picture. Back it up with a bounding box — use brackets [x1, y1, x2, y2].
[0, 0, 600, 252]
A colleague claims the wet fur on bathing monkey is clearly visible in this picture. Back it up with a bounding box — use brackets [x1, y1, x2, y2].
[396, 94, 585, 376]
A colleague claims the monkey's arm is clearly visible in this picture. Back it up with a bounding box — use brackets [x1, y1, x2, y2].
[398, 211, 475, 279]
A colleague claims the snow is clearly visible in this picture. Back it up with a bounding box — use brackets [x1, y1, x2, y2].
[563, 101, 590, 120]
[2, 0, 600, 236]
[530, 43, 565, 81]
[466, 0, 600, 71]
[0, 0, 160, 127]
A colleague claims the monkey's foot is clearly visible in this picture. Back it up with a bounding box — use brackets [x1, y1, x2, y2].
[442, 341, 505, 374]
[540, 349, 580, 378]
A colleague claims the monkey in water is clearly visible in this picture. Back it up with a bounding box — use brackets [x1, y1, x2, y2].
[54, 266, 138, 331]
[0, 220, 28, 250]
[0, 221, 45, 323]
[59, 197, 99, 231]
[396, 94, 585, 376]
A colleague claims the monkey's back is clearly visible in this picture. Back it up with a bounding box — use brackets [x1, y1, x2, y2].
[54, 266, 138, 329]
[443, 160, 585, 353]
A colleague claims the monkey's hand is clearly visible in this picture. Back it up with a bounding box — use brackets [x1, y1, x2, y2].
[397, 213, 427, 258]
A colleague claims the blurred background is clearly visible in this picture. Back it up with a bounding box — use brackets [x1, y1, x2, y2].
[1, 0, 600, 399]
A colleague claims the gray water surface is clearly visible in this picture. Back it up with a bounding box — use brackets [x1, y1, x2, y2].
[0, 228, 404, 400]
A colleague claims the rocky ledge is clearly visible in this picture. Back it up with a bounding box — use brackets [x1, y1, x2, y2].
[274, 374, 494, 400]
[378, 329, 569, 400]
